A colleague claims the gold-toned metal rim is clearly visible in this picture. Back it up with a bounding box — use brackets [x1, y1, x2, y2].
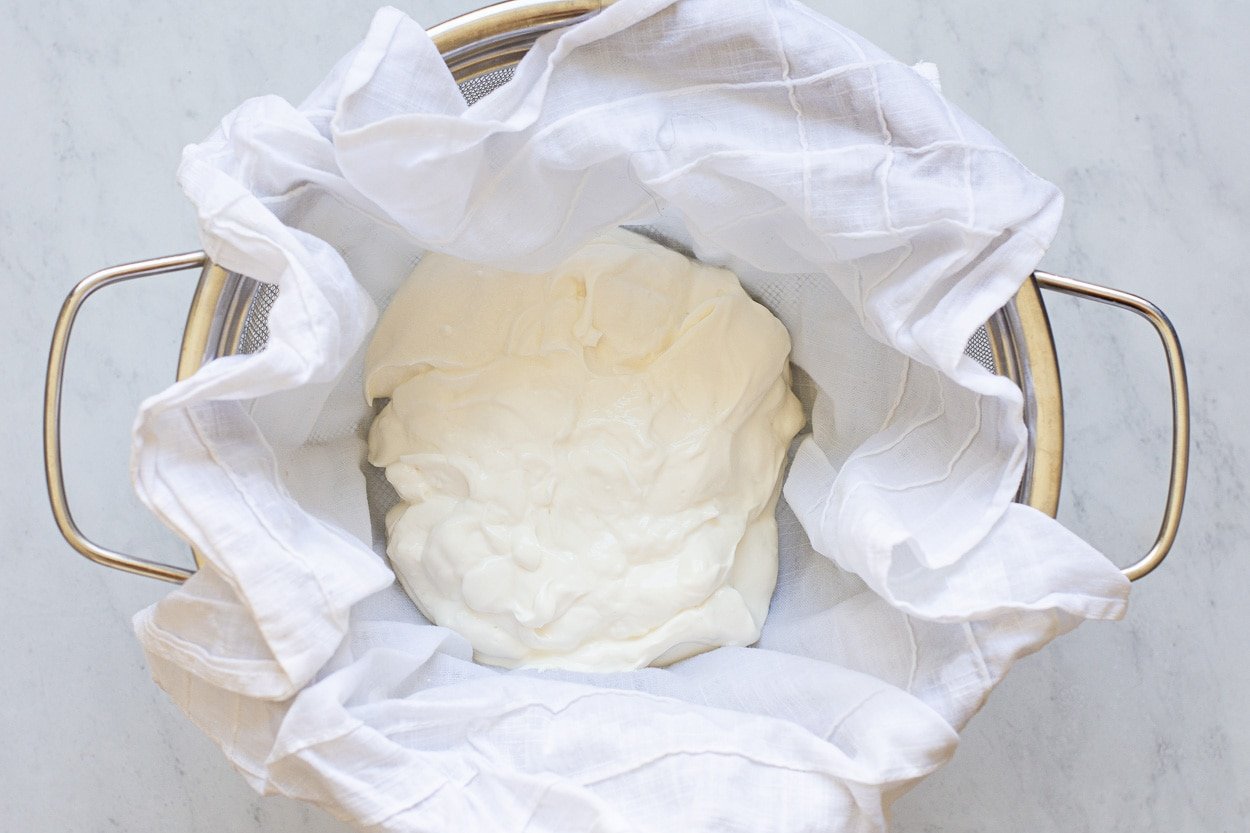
[177, 263, 231, 382]
[429, 0, 606, 80]
[1011, 275, 1064, 518]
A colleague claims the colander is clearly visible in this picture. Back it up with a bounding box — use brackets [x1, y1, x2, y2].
[42, 0, 1189, 588]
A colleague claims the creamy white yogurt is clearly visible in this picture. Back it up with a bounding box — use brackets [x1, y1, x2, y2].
[366, 229, 803, 670]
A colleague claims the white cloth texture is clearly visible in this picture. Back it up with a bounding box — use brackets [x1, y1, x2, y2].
[130, 1, 1131, 831]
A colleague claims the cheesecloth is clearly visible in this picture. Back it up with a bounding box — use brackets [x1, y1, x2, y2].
[131, 1, 1131, 830]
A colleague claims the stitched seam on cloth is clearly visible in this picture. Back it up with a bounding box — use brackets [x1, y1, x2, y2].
[875, 130, 896, 236]
[203, 180, 367, 384]
[144, 428, 222, 571]
[375, 690, 872, 775]
[852, 12, 897, 236]
[765, 0, 812, 222]
[579, 747, 874, 788]
[833, 371, 990, 554]
[698, 202, 789, 236]
[823, 372, 992, 567]
[257, 176, 414, 240]
[370, 688, 933, 785]
[364, 779, 459, 831]
[892, 590, 1127, 623]
[435, 59, 901, 245]
[140, 619, 287, 680]
[268, 713, 370, 760]
[642, 140, 1027, 188]
[881, 359, 913, 431]
[516, 778, 558, 833]
[961, 622, 993, 688]
[825, 221, 1051, 250]
[857, 242, 912, 324]
[184, 406, 341, 623]
[229, 693, 243, 760]
[867, 385, 983, 492]
[902, 615, 920, 694]
[203, 195, 324, 347]
[820, 687, 890, 742]
[854, 230, 1053, 557]
[151, 418, 258, 608]
[951, 113, 975, 227]
[374, 687, 681, 734]
[206, 728, 268, 783]
[286, 728, 453, 828]
[279, 255, 341, 372]
[851, 260, 873, 331]
[845, 372, 946, 467]
[515, 775, 631, 833]
[925, 68, 976, 227]
[813, 355, 912, 540]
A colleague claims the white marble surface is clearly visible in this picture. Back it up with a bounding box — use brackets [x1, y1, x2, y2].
[2, 0, 1245, 830]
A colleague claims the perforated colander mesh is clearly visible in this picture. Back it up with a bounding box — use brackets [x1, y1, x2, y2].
[965, 326, 996, 372]
[459, 65, 517, 105]
[232, 64, 1000, 374]
[237, 284, 277, 355]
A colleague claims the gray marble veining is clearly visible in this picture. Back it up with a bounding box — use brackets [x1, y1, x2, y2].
[2, 1, 1245, 830]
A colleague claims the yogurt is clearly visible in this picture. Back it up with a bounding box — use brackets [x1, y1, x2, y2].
[366, 229, 804, 670]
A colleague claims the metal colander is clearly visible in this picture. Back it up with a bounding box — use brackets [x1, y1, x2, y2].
[45, 0, 1188, 588]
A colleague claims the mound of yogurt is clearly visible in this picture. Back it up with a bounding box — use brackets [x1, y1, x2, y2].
[365, 229, 803, 671]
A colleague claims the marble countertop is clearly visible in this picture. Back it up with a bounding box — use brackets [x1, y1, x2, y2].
[3, 0, 1246, 830]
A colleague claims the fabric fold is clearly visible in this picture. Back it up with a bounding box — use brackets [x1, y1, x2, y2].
[131, 1, 1130, 829]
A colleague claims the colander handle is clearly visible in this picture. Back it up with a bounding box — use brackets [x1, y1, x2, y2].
[44, 252, 208, 583]
[1034, 271, 1190, 581]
